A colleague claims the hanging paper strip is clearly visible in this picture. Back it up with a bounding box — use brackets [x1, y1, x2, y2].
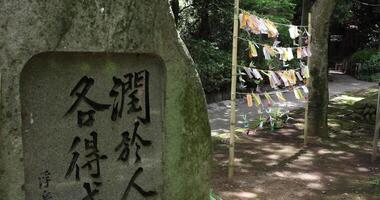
[302, 66, 310, 79]
[297, 47, 302, 59]
[252, 93, 262, 106]
[268, 71, 281, 88]
[276, 92, 287, 102]
[240, 12, 250, 29]
[246, 94, 253, 107]
[248, 41, 258, 58]
[264, 92, 274, 106]
[296, 71, 303, 81]
[302, 86, 309, 94]
[294, 88, 301, 100]
[277, 71, 290, 87]
[296, 88, 305, 100]
[289, 25, 300, 39]
[264, 19, 279, 38]
[251, 68, 264, 80]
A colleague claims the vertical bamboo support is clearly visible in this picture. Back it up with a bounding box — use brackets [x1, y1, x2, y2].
[304, 12, 312, 146]
[372, 83, 380, 162]
[228, 0, 240, 179]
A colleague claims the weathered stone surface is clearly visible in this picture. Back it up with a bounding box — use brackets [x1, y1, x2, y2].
[0, 1, 212, 200]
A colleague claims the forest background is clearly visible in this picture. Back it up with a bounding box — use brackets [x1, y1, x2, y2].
[169, 0, 380, 98]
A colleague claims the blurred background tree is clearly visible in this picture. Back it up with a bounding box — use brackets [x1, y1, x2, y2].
[169, 0, 379, 97]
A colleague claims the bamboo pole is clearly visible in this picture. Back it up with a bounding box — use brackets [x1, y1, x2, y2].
[228, 0, 240, 179]
[304, 12, 312, 147]
[371, 83, 380, 162]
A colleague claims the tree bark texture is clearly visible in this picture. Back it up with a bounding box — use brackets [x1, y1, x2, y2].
[305, 0, 338, 138]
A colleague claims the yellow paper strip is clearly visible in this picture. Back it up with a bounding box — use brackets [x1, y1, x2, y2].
[252, 93, 262, 106]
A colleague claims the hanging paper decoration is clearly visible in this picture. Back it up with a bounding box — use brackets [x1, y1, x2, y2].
[263, 45, 275, 60]
[248, 41, 258, 58]
[246, 94, 253, 107]
[246, 15, 261, 34]
[244, 67, 253, 79]
[264, 92, 274, 106]
[264, 19, 279, 38]
[240, 12, 250, 29]
[251, 68, 264, 80]
[243, 114, 250, 128]
[288, 70, 297, 85]
[287, 48, 294, 61]
[296, 88, 305, 100]
[276, 92, 286, 102]
[307, 46, 312, 57]
[289, 25, 300, 39]
[276, 71, 290, 87]
[252, 93, 262, 106]
[267, 71, 281, 88]
[297, 47, 302, 59]
[302, 85, 309, 94]
[294, 88, 301, 100]
[296, 71, 303, 81]
[239, 11, 279, 38]
[300, 61, 310, 79]
[302, 66, 310, 79]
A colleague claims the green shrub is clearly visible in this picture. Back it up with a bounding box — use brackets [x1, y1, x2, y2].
[210, 190, 223, 200]
[357, 52, 380, 82]
[187, 39, 231, 93]
[351, 49, 377, 64]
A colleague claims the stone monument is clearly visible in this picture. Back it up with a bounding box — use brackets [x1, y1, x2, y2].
[0, 1, 211, 200]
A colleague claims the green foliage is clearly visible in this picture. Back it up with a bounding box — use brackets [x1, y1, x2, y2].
[210, 190, 223, 200]
[330, 0, 353, 27]
[351, 49, 378, 64]
[187, 39, 231, 93]
[357, 52, 380, 82]
[176, 0, 299, 93]
[251, 107, 288, 131]
[370, 177, 380, 195]
[242, 0, 297, 20]
[330, 0, 380, 48]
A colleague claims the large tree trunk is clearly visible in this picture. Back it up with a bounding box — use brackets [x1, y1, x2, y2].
[305, 0, 338, 139]
[193, 0, 211, 39]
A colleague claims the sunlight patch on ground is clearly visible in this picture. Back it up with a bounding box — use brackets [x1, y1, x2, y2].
[294, 123, 305, 129]
[267, 154, 281, 160]
[357, 167, 370, 172]
[222, 191, 258, 199]
[330, 95, 365, 105]
[317, 149, 332, 155]
[307, 182, 324, 190]
[273, 171, 321, 181]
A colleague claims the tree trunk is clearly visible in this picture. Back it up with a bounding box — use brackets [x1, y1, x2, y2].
[305, 0, 338, 139]
[194, 0, 211, 39]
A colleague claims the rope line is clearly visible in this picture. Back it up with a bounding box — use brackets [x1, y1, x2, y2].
[237, 85, 307, 96]
[353, 0, 380, 6]
[239, 9, 309, 28]
[238, 37, 309, 49]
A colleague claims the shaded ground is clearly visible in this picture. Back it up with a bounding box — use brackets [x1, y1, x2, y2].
[211, 88, 380, 200]
[208, 72, 377, 135]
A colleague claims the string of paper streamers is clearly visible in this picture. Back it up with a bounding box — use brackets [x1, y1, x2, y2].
[239, 37, 308, 49]
[239, 61, 310, 89]
[243, 39, 312, 61]
[239, 10, 310, 39]
[242, 85, 309, 108]
[239, 9, 309, 28]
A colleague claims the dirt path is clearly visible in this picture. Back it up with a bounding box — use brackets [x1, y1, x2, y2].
[208, 73, 377, 135]
[212, 109, 380, 199]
